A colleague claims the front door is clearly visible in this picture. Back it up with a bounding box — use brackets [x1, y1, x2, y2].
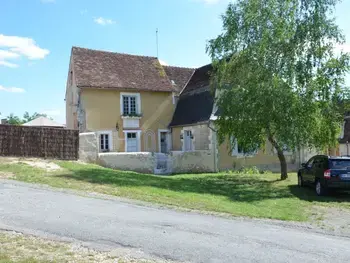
[126, 132, 138, 152]
[160, 132, 168, 153]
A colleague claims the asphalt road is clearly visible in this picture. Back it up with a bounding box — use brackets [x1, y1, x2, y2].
[1, 180, 350, 263]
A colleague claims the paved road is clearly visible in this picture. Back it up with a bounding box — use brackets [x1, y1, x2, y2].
[1, 180, 350, 263]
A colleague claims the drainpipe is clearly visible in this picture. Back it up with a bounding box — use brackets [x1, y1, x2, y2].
[208, 121, 218, 172]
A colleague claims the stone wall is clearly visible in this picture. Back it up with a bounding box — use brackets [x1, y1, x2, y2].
[170, 150, 215, 174]
[79, 132, 99, 163]
[98, 152, 155, 173]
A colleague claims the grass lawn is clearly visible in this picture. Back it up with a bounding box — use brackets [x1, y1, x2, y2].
[0, 160, 350, 222]
[0, 231, 161, 263]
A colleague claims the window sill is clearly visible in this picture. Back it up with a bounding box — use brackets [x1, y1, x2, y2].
[121, 115, 142, 119]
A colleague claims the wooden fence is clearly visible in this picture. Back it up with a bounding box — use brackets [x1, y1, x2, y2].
[0, 125, 79, 160]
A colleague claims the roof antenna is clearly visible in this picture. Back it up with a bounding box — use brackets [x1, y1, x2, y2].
[156, 28, 159, 58]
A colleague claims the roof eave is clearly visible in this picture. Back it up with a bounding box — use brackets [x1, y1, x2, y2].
[77, 85, 174, 92]
[169, 120, 210, 128]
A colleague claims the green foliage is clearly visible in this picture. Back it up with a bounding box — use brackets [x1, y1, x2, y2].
[6, 113, 23, 125]
[207, 0, 350, 179]
[6, 112, 49, 125]
[22, 111, 48, 123]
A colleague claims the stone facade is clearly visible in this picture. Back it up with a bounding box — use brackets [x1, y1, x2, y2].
[79, 132, 99, 163]
[171, 150, 215, 174]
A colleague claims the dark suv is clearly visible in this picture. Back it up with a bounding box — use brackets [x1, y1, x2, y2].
[298, 155, 350, 196]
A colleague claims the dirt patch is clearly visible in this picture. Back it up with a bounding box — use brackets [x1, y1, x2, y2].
[19, 160, 62, 171]
[0, 171, 14, 179]
[311, 205, 350, 236]
[0, 157, 62, 172]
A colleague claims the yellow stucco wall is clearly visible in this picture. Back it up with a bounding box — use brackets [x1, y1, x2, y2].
[80, 88, 174, 152]
[218, 138, 297, 171]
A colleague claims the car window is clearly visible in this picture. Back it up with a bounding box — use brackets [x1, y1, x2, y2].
[330, 159, 350, 169]
[313, 158, 320, 169]
[306, 158, 314, 169]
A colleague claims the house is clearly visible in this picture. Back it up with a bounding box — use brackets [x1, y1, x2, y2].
[66, 47, 194, 154]
[66, 47, 309, 173]
[23, 116, 64, 128]
[169, 64, 299, 172]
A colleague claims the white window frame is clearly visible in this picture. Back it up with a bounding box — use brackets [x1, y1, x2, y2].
[120, 92, 141, 116]
[123, 130, 142, 152]
[182, 129, 194, 152]
[158, 129, 170, 153]
[98, 130, 112, 152]
[231, 137, 257, 157]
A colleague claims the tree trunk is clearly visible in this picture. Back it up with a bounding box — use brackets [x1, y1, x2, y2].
[276, 148, 288, 180]
[268, 135, 288, 180]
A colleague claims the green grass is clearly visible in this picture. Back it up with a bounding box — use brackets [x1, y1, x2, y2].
[1, 160, 350, 222]
[0, 231, 156, 263]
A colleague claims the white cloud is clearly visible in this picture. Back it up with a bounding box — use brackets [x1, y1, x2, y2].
[0, 61, 19, 68]
[0, 50, 20, 59]
[0, 85, 25, 93]
[0, 34, 49, 68]
[94, 17, 116, 26]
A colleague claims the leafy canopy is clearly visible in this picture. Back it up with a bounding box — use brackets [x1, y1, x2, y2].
[207, 0, 350, 155]
[6, 112, 49, 125]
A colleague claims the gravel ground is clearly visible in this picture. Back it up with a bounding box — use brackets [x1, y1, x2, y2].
[1, 180, 350, 263]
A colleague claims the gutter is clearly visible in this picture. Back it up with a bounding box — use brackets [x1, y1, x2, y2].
[208, 120, 218, 172]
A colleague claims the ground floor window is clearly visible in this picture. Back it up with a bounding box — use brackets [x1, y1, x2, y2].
[99, 133, 110, 152]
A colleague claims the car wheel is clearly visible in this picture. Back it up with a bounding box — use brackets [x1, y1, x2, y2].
[316, 180, 327, 196]
[298, 174, 304, 187]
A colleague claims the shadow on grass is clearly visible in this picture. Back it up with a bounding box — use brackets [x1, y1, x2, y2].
[288, 185, 350, 204]
[55, 166, 295, 203]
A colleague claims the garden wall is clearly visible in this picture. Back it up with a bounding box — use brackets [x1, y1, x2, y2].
[170, 150, 216, 174]
[0, 125, 78, 160]
[98, 152, 155, 173]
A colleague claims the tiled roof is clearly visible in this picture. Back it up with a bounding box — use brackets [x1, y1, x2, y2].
[181, 64, 213, 95]
[71, 47, 174, 92]
[169, 90, 214, 127]
[23, 116, 64, 128]
[163, 66, 195, 93]
[169, 64, 215, 127]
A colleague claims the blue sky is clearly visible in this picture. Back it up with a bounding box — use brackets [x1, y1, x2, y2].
[1, 0, 350, 124]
